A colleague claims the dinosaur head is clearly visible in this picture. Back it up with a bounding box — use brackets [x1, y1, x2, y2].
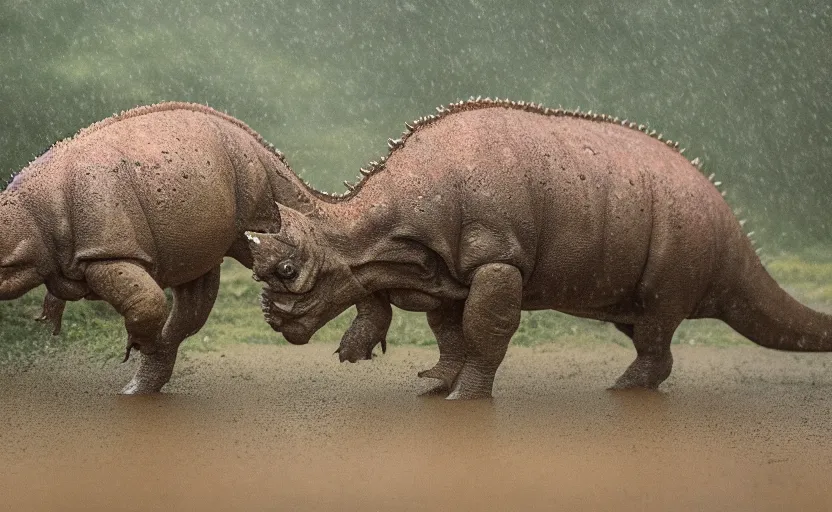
[0, 198, 46, 299]
[246, 207, 367, 346]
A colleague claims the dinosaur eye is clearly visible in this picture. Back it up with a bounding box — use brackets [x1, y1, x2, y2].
[276, 259, 298, 280]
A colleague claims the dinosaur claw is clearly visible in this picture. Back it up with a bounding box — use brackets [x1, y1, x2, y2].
[417, 368, 438, 379]
[122, 342, 138, 363]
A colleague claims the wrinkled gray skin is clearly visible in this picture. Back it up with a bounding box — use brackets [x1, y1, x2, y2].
[0, 102, 390, 393]
[248, 99, 832, 400]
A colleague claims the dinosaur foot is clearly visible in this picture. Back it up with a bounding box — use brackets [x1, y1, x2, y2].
[120, 375, 168, 395]
[119, 350, 176, 394]
[120, 363, 172, 394]
[445, 364, 495, 400]
[418, 381, 453, 397]
[337, 322, 388, 363]
[417, 359, 464, 392]
[608, 354, 672, 390]
[334, 337, 385, 363]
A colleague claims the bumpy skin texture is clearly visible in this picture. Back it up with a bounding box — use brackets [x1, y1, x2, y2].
[248, 98, 832, 400]
[0, 102, 390, 393]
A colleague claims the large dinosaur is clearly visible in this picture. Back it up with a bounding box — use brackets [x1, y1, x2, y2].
[246, 97, 832, 399]
[0, 102, 391, 393]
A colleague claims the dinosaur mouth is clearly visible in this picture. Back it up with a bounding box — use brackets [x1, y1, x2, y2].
[261, 313, 311, 345]
[280, 323, 312, 345]
[260, 292, 295, 324]
[259, 292, 312, 344]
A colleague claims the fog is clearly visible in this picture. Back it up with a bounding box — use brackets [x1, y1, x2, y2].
[2, 0, 830, 248]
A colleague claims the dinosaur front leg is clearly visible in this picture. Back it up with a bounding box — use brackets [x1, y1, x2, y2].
[609, 320, 678, 390]
[337, 292, 392, 362]
[35, 292, 66, 336]
[85, 261, 168, 362]
[122, 267, 221, 395]
[418, 300, 466, 393]
[447, 264, 522, 400]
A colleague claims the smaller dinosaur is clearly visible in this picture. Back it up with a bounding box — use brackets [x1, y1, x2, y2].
[0, 102, 391, 393]
[247, 98, 832, 399]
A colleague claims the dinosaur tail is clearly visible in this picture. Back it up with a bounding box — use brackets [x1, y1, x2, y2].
[718, 253, 832, 352]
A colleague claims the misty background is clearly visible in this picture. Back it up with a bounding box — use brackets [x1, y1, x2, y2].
[2, 0, 830, 249]
[1, 0, 831, 359]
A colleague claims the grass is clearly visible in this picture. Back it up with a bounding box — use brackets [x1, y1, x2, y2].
[2, 247, 832, 363]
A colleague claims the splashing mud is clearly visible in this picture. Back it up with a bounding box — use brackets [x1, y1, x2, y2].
[2, 343, 831, 511]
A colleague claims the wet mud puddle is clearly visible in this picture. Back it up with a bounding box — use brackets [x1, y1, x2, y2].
[2, 343, 831, 511]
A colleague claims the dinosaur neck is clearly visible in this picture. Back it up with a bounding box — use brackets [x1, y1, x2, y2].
[266, 160, 326, 216]
[316, 200, 468, 301]
[312, 195, 370, 235]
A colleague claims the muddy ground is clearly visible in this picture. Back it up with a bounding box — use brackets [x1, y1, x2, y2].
[2, 342, 831, 511]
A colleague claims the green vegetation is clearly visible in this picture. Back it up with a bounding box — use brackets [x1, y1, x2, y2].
[3, 248, 832, 363]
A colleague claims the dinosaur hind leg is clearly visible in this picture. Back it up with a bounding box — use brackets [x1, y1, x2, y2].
[446, 264, 523, 400]
[610, 319, 679, 390]
[418, 300, 466, 394]
[121, 266, 221, 395]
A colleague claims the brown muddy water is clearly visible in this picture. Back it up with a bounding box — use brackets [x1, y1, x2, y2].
[2, 342, 831, 511]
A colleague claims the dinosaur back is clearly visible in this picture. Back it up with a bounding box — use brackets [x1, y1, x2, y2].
[7, 105, 289, 286]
